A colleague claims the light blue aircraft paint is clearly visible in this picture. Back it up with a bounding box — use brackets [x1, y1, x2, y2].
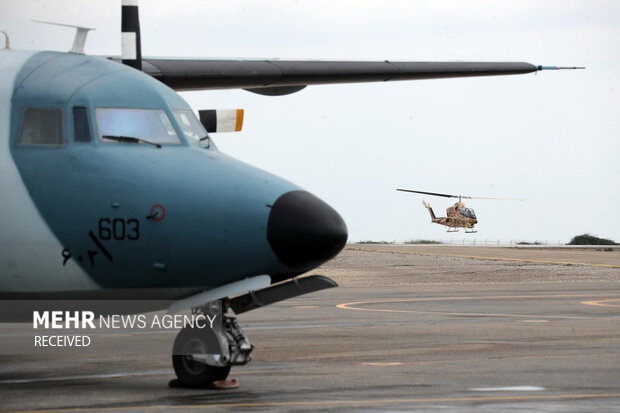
[3, 50, 347, 293]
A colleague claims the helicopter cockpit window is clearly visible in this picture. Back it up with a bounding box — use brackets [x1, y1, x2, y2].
[18, 108, 64, 146]
[459, 208, 477, 219]
[172, 110, 209, 144]
[96, 108, 180, 145]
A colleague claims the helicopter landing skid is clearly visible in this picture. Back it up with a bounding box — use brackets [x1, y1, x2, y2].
[446, 228, 477, 233]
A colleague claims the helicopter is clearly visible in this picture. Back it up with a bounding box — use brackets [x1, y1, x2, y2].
[396, 189, 524, 233]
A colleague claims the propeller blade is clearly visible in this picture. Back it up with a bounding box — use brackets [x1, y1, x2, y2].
[396, 189, 458, 198]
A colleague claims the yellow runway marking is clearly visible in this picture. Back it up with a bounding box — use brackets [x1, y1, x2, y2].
[581, 298, 620, 308]
[346, 247, 620, 268]
[294, 305, 319, 309]
[5, 393, 620, 412]
[337, 294, 620, 320]
[360, 361, 408, 366]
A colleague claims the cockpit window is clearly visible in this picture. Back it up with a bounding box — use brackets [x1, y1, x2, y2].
[172, 110, 209, 143]
[459, 208, 477, 219]
[18, 108, 63, 146]
[96, 108, 180, 145]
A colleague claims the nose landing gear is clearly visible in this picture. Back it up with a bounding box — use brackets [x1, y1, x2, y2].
[172, 326, 232, 388]
[169, 274, 338, 388]
[171, 302, 254, 388]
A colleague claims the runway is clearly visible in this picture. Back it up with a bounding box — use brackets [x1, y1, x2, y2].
[1, 246, 619, 412]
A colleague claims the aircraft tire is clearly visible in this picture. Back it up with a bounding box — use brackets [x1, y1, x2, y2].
[172, 326, 231, 388]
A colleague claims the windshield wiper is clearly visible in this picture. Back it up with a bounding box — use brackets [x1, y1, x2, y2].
[199, 135, 211, 148]
[102, 135, 162, 148]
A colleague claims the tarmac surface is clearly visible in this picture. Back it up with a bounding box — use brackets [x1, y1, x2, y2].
[1, 245, 619, 412]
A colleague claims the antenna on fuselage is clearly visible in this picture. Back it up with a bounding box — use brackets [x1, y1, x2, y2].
[1, 31, 10, 49]
[32, 21, 94, 54]
[121, 0, 142, 70]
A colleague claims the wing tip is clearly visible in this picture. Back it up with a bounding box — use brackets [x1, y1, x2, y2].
[537, 65, 586, 71]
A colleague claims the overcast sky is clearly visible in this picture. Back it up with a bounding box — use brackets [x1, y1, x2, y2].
[2, 0, 619, 244]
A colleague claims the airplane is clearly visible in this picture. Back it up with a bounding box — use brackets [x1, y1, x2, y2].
[0, 0, 581, 388]
[396, 189, 524, 233]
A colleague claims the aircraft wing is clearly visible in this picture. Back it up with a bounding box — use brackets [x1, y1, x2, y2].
[133, 59, 544, 95]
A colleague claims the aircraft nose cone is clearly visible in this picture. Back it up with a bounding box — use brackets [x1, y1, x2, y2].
[267, 190, 348, 272]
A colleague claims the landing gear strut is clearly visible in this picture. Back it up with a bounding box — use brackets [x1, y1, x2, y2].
[223, 315, 254, 366]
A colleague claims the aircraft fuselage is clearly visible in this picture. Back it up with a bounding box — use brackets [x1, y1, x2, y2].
[0, 50, 347, 297]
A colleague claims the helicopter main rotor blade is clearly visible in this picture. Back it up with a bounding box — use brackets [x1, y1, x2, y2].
[396, 189, 524, 201]
[396, 189, 458, 198]
[468, 196, 525, 201]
